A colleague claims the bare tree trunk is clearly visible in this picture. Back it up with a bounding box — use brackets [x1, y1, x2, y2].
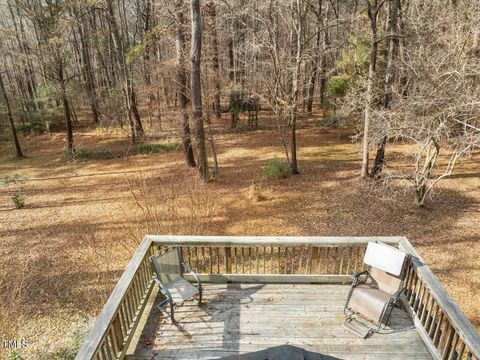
[190, 0, 209, 182]
[361, 0, 381, 178]
[106, 0, 144, 142]
[228, 39, 234, 82]
[58, 63, 75, 156]
[77, 9, 100, 123]
[207, 1, 221, 119]
[371, 0, 399, 177]
[175, 0, 196, 168]
[306, 0, 323, 113]
[289, 0, 303, 175]
[0, 72, 23, 157]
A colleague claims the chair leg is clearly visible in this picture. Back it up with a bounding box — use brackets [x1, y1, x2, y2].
[197, 284, 203, 305]
[170, 300, 175, 323]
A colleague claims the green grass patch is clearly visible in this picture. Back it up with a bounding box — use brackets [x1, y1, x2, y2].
[37, 327, 86, 360]
[136, 143, 179, 155]
[71, 148, 116, 161]
[264, 157, 292, 179]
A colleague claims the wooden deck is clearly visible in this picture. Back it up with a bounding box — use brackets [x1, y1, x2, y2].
[129, 283, 432, 359]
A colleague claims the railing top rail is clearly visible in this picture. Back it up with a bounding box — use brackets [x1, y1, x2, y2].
[75, 236, 153, 360]
[146, 235, 403, 247]
[399, 237, 480, 358]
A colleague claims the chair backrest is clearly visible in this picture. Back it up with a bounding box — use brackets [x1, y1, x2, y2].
[150, 248, 183, 285]
[364, 242, 408, 294]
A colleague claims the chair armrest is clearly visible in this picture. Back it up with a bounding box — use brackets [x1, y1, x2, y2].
[351, 270, 369, 285]
[389, 288, 404, 301]
[182, 262, 193, 273]
[182, 262, 202, 287]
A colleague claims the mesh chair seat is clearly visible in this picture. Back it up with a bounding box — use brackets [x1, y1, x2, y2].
[150, 247, 202, 322]
[348, 285, 391, 323]
[167, 278, 200, 304]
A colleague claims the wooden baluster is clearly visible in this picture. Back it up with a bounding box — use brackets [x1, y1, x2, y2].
[95, 349, 104, 360]
[412, 273, 422, 308]
[413, 281, 423, 312]
[323, 247, 330, 274]
[101, 342, 109, 360]
[307, 246, 314, 274]
[112, 316, 124, 351]
[440, 322, 454, 358]
[404, 264, 414, 300]
[195, 247, 200, 271]
[422, 292, 433, 326]
[277, 247, 282, 274]
[249, 247, 252, 274]
[346, 247, 352, 274]
[298, 246, 304, 274]
[187, 247, 192, 268]
[333, 247, 339, 274]
[208, 247, 213, 274]
[428, 304, 440, 338]
[216, 247, 220, 274]
[109, 326, 120, 358]
[270, 246, 274, 274]
[234, 247, 238, 273]
[262, 247, 266, 274]
[433, 312, 444, 347]
[284, 247, 289, 274]
[420, 291, 430, 323]
[241, 247, 245, 274]
[447, 333, 459, 360]
[290, 247, 297, 274]
[255, 247, 259, 274]
[199, 247, 204, 272]
[339, 247, 345, 275]
[456, 341, 466, 360]
[225, 247, 232, 273]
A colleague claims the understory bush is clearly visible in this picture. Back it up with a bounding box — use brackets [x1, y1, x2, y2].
[1, 173, 27, 209]
[264, 157, 291, 179]
[11, 193, 25, 209]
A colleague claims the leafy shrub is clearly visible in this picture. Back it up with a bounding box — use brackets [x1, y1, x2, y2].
[326, 74, 352, 98]
[11, 193, 25, 209]
[264, 157, 292, 179]
[18, 121, 46, 134]
[136, 143, 179, 155]
[20, 107, 65, 134]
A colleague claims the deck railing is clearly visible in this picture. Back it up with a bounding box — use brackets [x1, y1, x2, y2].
[75, 236, 480, 360]
[399, 238, 480, 360]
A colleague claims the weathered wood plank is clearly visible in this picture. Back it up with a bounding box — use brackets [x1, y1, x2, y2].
[131, 283, 432, 360]
[184, 274, 352, 284]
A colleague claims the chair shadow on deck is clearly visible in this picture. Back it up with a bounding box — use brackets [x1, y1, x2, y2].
[203, 283, 267, 356]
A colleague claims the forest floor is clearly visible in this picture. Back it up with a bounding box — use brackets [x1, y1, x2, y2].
[1, 111, 479, 358]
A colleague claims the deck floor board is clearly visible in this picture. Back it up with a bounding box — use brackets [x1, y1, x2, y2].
[129, 283, 432, 359]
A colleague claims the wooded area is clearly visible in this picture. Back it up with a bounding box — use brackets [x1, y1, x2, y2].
[0, 0, 480, 358]
[0, 0, 479, 203]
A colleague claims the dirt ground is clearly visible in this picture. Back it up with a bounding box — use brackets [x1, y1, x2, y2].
[1, 115, 479, 358]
